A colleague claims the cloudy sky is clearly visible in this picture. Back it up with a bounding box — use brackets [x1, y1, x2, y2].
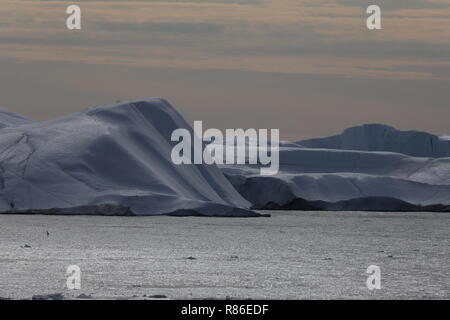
[1, 0, 449, 139]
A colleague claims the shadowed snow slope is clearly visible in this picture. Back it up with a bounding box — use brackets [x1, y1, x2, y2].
[222, 128, 450, 211]
[0, 108, 34, 128]
[0, 99, 257, 216]
[298, 124, 450, 158]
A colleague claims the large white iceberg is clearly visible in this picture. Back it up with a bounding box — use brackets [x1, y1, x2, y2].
[221, 125, 450, 211]
[0, 99, 258, 216]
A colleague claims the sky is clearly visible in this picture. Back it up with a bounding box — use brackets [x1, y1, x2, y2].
[1, 0, 450, 140]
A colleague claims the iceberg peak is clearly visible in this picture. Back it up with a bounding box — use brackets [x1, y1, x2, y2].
[298, 123, 450, 158]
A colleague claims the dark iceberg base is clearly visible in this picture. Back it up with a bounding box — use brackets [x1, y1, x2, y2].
[0, 204, 264, 217]
[260, 197, 450, 212]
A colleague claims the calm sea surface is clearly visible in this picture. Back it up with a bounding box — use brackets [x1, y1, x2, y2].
[0, 211, 448, 299]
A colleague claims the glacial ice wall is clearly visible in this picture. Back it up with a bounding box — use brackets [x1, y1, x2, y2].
[221, 126, 450, 211]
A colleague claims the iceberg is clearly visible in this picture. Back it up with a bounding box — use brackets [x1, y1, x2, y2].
[298, 123, 450, 158]
[221, 125, 450, 212]
[0, 99, 258, 216]
[2, 98, 448, 215]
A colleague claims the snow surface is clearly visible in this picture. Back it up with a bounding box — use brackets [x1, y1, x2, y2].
[0, 108, 34, 128]
[0, 99, 257, 216]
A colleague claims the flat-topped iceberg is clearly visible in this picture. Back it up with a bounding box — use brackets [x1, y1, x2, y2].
[0, 99, 258, 216]
[221, 125, 450, 212]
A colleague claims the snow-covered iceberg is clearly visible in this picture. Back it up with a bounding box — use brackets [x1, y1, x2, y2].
[221, 125, 450, 212]
[0, 99, 258, 216]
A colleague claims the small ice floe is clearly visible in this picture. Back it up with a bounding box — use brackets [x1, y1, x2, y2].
[145, 294, 167, 299]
